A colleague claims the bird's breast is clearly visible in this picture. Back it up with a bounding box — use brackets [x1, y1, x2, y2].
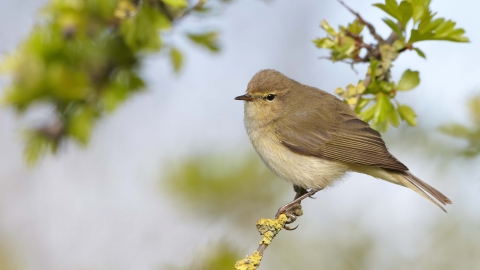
[244, 119, 349, 190]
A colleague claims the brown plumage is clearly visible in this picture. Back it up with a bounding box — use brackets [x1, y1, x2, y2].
[237, 69, 451, 211]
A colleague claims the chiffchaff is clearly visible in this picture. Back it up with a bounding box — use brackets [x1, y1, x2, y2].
[235, 69, 451, 216]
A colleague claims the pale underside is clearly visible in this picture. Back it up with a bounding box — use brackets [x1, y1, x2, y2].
[246, 121, 400, 190]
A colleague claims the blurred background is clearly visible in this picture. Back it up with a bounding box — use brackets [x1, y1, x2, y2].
[0, 0, 479, 269]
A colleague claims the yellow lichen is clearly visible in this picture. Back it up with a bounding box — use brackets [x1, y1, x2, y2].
[234, 214, 288, 269]
[256, 214, 287, 236]
[234, 251, 262, 270]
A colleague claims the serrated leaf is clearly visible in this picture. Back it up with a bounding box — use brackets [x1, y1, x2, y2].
[398, 1, 413, 28]
[413, 47, 426, 58]
[347, 19, 364, 35]
[398, 104, 417, 126]
[383, 18, 403, 37]
[396, 69, 420, 91]
[410, 17, 469, 43]
[373, 0, 400, 21]
[170, 47, 183, 72]
[162, 0, 188, 8]
[406, 0, 429, 23]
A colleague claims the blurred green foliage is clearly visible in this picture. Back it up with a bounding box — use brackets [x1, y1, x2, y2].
[313, 0, 468, 132]
[0, 0, 223, 165]
[162, 154, 287, 226]
[0, 242, 17, 270]
[439, 95, 480, 157]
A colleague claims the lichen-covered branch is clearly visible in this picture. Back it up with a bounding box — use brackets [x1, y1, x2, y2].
[235, 214, 288, 270]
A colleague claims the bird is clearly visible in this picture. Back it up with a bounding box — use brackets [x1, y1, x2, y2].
[235, 69, 451, 224]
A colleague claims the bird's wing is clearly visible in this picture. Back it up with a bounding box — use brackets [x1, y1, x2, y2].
[277, 108, 408, 171]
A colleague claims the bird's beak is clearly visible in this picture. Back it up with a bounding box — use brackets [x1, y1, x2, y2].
[234, 94, 253, 101]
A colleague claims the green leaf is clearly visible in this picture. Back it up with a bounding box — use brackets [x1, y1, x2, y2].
[410, 17, 469, 43]
[347, 19, 365, 35]
[368, 59, 379, 87]
[162, 0, 188, 8]
[356, 98, 371, 112]
[67, 107, 95, 145]
[170, 47, 183, 72]
[374, 93, 389, 124]
[373, 0, 400, 21]
[406, 0, 429, 23]
[408, 29, 433, 43]
[383, 18, 403, 37]
[320, 20, 337, 36]
[419, 18, 444, 34]
[396, 69, 420, 91]
[393, 39, 406, 50]
[24, 135, 48, 166]
[187, 32, 220, 52]
[380, 81, 395, 93]
[119, 4, 170, 50]
[413, 47, 426, 58]
[358, 104, 376, 122]
[397, 1, 413, 28]
[387, 101, 400, 127]
[398, 104, 417, 126]
[312, 37, 334, 49]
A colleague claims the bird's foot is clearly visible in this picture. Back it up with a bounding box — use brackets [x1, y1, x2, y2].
[275, 189, 319, 231]
[280, 203, 303, 230]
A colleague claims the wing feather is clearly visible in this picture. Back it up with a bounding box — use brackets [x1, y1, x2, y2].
[277, 98, 408, 171]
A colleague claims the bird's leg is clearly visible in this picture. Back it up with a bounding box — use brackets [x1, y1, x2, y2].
[293, 185, 309, 199]
[275, 187, 321, 230]
[282, 186, 308, 221]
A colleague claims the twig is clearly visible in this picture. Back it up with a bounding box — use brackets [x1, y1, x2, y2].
[234, 215, 288, 270]
[338, 0, 384, 43]
[344, 30, 376, 55]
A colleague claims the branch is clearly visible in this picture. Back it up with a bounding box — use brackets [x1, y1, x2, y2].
[344, 30, 379, 62]
[338, 0, 385, 43]
[235, 214, 288, 270]
[350, 75, 371, 111]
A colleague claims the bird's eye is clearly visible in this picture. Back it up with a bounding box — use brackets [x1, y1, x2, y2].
[266, 94, 276, 101]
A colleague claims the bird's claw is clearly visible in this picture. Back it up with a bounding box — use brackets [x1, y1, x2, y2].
[275, 203, 303, 230]
[284, 224, 299, 231]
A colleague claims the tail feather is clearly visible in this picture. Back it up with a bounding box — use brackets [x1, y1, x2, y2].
[391, 171, 451, 212]
[404, 171, 452, 205]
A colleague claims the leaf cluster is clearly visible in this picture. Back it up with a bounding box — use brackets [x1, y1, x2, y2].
[313, 0, 468, 132]
[0, 0, 223, 164]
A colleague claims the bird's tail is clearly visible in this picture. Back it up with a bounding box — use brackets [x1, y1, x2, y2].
[391, 171, 452, 212]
